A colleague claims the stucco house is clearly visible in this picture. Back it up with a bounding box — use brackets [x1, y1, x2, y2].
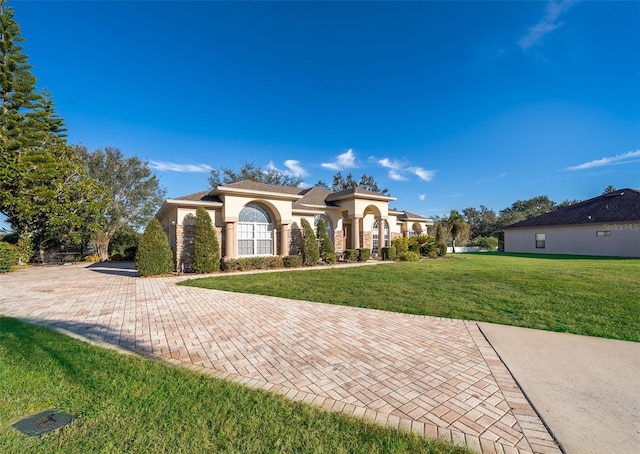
[155, 180, 432, 270]
[503, 188, 640, 257]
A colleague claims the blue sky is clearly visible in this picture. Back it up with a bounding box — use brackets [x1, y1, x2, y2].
[7, 0, 640, 224]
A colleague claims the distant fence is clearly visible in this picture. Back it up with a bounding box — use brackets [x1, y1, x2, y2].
[446, 247, 497, 254]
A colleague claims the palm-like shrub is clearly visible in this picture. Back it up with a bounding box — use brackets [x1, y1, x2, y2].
[135, 219, 173, 276]
[193, 207, 220, 273]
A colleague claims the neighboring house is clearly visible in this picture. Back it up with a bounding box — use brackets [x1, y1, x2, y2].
[503, 188, 640, 257]
[155, 180, 432, 270]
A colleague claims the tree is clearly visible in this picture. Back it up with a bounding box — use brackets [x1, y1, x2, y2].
[446, 209, 470, 253]
[463, 205, 498, 239]
[602, 185, 616, 195]
[497, 195, 557, 229]
[315, 217, 335, 263]
[300, 218, 319, 266]
[0, 0, 42, 152]
[193, 206, 220, 273]
[330, 172, 389, 195]
[135, 218, 173, 277]
[31, 88, 67, 138]
[2, 134, 105, 262]
[209, 161, 303, 188]
[434, 222, 447, 257]
[80, 147, 166, 260]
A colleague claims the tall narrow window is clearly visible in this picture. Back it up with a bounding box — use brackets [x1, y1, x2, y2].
[373, 220, 389, 252]
[238, 205, 273, 256]
[535, 233, 546, 249]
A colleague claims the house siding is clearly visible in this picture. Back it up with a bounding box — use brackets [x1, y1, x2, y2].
[504, 223, 640, 257]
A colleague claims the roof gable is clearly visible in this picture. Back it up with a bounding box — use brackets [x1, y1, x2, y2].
[504, 189, 640, 229]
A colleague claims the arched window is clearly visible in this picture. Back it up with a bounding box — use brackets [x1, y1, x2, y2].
[238, 205, 273, 256]
[372, 220, 389, 252]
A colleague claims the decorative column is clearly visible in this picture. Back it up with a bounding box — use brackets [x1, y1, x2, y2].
[225, 222, 236, 258]
[280, 223, 289, 256]
[352, 216, 360, 249]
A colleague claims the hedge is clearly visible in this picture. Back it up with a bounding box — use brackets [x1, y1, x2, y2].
[399, 251, 420, 261]
[342, 249, 359, 262]
[0, 242, 19, 272]
[381, 246, 396, 261]
[357, 248, 370, 262]
[221, 256, 284, 272]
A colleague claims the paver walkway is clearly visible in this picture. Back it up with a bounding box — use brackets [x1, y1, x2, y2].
[0, 263, 560, 454]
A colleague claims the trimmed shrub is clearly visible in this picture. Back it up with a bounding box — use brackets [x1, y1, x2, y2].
[381, 246, 396, 261]
[193, 207, 220, 273]
[321, 252, 337, 265]
[357, 248, 370, 262]
[300, 218, 319, 266]
[471, 236, 499, 250]
[283, 255, 303, 268]
[399, 251, 420, 261]
[0, 242, 19, 272]
[85, 254, 100, 263]
[221, 256, 284, 272]
[391, 237, 409, 256]
[343, 249, 359, 262]
[316, 217, 336, 263]
[135, 219, 174, 277]
[438, 242, 448, 257]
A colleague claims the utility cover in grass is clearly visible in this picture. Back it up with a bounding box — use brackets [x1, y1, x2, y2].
[12, 409, 74, 436]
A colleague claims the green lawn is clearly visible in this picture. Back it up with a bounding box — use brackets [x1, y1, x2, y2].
[0, 317, 467, 454]
[181, 253, 640, 342]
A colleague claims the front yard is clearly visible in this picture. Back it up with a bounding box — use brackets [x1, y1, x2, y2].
[181, 253, 640, 342]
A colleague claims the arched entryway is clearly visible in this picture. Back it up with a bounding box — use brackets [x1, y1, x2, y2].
[237, 204, 274, 256]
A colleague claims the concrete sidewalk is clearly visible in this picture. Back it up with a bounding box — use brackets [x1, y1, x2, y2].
[1, 263, 562, 453]
[480, 323, 640, 454]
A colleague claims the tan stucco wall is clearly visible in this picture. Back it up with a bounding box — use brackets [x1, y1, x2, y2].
[504, 223, 640, 257]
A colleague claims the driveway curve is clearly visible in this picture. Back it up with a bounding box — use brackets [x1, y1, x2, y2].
[0, 262, 559, 454]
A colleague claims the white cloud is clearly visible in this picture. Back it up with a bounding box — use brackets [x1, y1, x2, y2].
[378, 158, 403, 170]
[518, 0, 579, 51]
[284, 159, 308, 177]
[150, 161, 213, 173]
[388, 169, 407, 181]
[566, 150, 640, 171]
[321, 149, 357, 171]
[408, 166, 436, 182]
[376, 157, 436, 182]
[419, 194, 426, 201]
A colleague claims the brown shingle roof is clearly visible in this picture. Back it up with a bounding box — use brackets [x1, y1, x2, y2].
[504, 188, 640, 229]
[397, 211, 428, 221]
[293, 187, 335, 209]
[221, 180, 304, 195]
[173, 190, 221, 203]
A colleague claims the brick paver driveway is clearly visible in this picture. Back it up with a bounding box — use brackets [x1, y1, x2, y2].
[0, 263, 560, 454]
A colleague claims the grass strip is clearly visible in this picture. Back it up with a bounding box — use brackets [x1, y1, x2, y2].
[180, 253, 640, 342]
[0, 317, 467, 454]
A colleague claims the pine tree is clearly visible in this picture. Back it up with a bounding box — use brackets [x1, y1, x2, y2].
[193, 206, 220, 273]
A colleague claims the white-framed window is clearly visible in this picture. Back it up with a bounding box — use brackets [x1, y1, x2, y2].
[535, 233, 546, 249]
[372, 220, 389, 252]
[238, 205, 273, 256]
